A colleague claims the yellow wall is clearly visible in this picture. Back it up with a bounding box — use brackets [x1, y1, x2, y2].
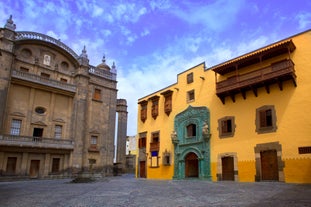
[137, 30, 311, 183]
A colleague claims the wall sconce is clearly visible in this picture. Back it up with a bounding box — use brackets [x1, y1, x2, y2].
[200, 76, 205, 80]
[174, 87, 179, 91]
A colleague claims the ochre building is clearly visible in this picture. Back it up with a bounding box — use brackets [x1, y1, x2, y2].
[0, 16, 128, 179]
[137, 30, 311, 183]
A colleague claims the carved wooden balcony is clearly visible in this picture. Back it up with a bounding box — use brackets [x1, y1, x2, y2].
[150, 142, 160, 152]
[0, 134, 74, 150]
[216, 59, 296, 104]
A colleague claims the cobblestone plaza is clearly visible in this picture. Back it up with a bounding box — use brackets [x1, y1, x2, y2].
[0, 175, 310, 207]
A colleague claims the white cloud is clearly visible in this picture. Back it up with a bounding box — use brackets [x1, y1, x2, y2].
[296, 12, 311, 29]
[92, 4, 104, 17]
[170, 0, 245, 32]
[236, 35, 268, 55]
[141, 29, 150, 37]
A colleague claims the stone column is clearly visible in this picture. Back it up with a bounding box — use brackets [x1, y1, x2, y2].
[116, 99, 128, 172]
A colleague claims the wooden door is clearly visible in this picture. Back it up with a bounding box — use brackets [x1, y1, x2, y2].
[6, 157, 17, 175]
[261, 150, 278, 181]
[185, 152, 198, 178]
[222, 156, 234, 181]
[139, 161, 146, 178]
[29, 160, 40, 178]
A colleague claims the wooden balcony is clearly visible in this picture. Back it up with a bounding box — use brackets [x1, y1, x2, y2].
[0, 134, 74, 150]
[150, 142, 160, 152]
[216, 59, 296, 104]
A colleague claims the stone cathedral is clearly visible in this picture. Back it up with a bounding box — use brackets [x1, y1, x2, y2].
[0, 16, 128, 179]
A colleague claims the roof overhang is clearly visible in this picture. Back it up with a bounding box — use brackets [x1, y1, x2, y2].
[212, 39, 296, 75]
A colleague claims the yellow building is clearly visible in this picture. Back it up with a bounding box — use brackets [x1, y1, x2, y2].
[136, 30, 311, 183]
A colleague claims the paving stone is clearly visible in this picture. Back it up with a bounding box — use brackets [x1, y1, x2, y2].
[0, 174, 310, 207]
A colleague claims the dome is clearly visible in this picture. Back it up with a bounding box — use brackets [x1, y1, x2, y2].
[96, 55, 111, 71]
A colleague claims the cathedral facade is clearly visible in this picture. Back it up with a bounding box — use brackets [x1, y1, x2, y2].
[0, 16, 128, 179]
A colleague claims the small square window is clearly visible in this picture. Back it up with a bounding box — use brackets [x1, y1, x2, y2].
[93, 88, 101, 100]
[187, 73, 193, 84]
[187, 90, 195, 102]
[91, 136, 97, 145]
[20, 67, 29, 73]
[256, 105, 277, 134]
[41, 72, 50, 79]
[60, 78, 67, 83]
[218, 116, 235, 138]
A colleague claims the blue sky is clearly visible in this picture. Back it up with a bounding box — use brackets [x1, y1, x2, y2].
[1, 0, 311, 135]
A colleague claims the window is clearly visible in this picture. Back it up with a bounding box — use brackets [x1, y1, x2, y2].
[54, 125, 62, 139]
[10, 119, 21, 135]
[298, 146, 311, 154]
[186, 124, 196, 137]
[60, 78, 67, 83]
[150, 96, 159, 119]
[20, 67, 29, 73]
[35, 106, 46, 114]
[91, 136, 98, 145]
[218, 116, 235, 138]
[93, 88, 101, 101]
[41, 72, 50, 78]
[139, 101, 148, 123]
[138, 137, 146, 148]
[51, 158, 60, 173]
[163, 150, 171, 166]
[187, 72, 193, 84]
[187, 90, 195, 102]
[256, 105, 277, 133]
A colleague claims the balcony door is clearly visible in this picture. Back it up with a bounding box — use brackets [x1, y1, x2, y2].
[33, 128, 43, 137]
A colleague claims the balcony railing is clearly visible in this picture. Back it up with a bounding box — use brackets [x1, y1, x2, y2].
[11, 70, 76, 93]
[150, 142, 160, 152]
[0, 134, 74, 150]
[216, 59, 296, 99]
[16, 31, 79, 60]
[89, 65, 116, 81]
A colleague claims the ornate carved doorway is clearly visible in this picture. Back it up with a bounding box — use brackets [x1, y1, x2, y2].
[185, 152, 199, 178]
[173, 105, 211, 180]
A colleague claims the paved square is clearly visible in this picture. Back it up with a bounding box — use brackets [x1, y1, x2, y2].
[0, 175, 310, 207]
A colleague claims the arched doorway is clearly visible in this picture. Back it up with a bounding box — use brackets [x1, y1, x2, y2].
[185, 152, 199, 178]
